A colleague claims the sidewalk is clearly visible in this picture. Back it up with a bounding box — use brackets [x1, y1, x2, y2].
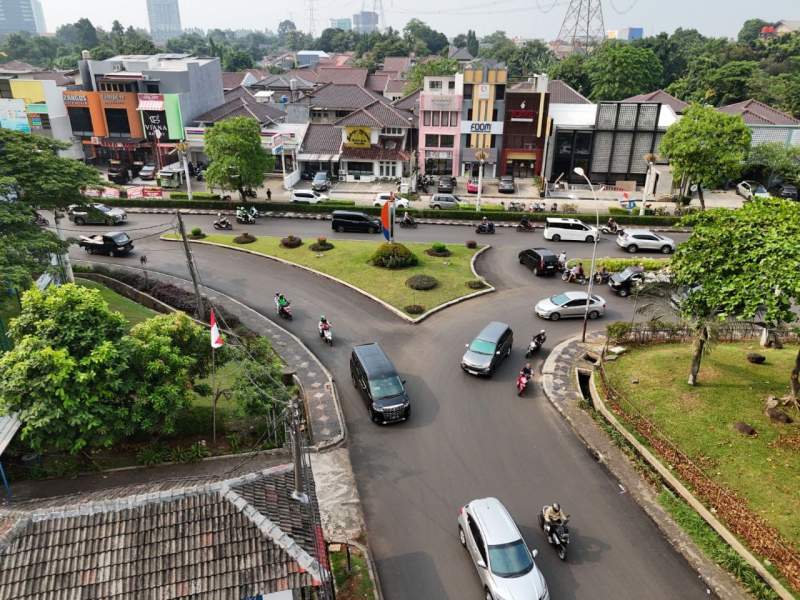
[541, 335, 748, 600]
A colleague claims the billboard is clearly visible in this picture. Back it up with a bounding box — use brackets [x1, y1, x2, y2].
[344, 127, 371, 148]
[0, 99, 31, 133]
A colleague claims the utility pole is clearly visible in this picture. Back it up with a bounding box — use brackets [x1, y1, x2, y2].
[290, 395, 309, 504]
[176, 141, 193, 202]
[176, 210, 204, 318]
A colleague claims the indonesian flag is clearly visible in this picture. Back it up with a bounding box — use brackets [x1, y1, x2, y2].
[210, 309, 224, 349]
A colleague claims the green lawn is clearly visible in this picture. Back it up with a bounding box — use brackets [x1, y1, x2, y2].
[179, 234, 485, 314]
[330, 545, 376, 600]
[77, 278, 157, 327]
[604, 342, 800, 549]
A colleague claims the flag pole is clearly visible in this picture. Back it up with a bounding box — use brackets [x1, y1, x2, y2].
[212, 344, 217, 444]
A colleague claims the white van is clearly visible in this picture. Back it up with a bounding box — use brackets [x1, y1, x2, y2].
[543, 217, 598, 243]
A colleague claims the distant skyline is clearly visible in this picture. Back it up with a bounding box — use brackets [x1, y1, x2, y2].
[37, 0, 798, 40]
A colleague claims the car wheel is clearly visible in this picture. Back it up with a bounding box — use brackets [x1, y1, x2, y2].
[335, 225, 345, 233]
[627, 244, 638, 253]
[370, 225, 379, 234]
[549, 312, 560, 321]
[551, 234, 561, 242]
[619, 288, 629, 298]
[589, 310, 600, 319]
[485, 591, 494, 600]
[433, 205, 440, 210]
[106, 218, 113, 226]
[369, 406, 379, 423]
[75, 216, 85, 225]
[585, 235, 595, 243]
[661, 245, 673, 254]
[458, 526, 467, 547]
[532, 267, 539, 276]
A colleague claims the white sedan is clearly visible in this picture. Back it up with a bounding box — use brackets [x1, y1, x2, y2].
[535, 291, 607, 321]
[373, 193, 409, 208]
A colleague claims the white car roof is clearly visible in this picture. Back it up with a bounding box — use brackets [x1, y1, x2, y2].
[469, 498, 521, 545]
[624, 228, 654, 235]
[546, 217, 581, 224]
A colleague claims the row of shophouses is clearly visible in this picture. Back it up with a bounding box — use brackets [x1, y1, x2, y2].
[2, 53, 799, 192]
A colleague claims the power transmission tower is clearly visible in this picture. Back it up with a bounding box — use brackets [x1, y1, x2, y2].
[556, 0, 606, 55]
[308, 0, 316, 37]
[373, 0, 385, 31]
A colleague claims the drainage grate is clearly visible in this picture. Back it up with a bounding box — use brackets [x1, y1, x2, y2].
[577, 369, 593, 404]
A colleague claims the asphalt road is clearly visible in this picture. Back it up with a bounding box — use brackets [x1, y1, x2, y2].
[64, 214, 706, 600]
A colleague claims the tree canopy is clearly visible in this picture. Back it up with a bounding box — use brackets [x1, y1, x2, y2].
[403, 19, 448, 55]
[204, 117, 274, 200]
[586, 41, 663, 101]
[744, 142, 800, 189]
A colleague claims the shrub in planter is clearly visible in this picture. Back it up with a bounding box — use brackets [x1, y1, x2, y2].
[465, 240, 477, 249]
[281, 235, 303, 248]
[234, 232, 256, 244]
[310, 236, 334, 251]
[369, 242, 418, 269]
[189, 227, 206, 239]
[426, 241, 451, 257]
[404, 304, 425, 315]
[606, 321, 633, 342]
[406, 274, 439, 290]
[466, 279, 487, 290]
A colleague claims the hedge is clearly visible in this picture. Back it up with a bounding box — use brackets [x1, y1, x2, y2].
[170, 192, 222, 200]
[566, 257, 670, 271]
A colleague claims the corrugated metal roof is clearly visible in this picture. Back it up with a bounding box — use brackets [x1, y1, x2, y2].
[0, 414, 21, 456]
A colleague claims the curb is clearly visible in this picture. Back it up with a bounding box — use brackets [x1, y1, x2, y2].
[161, 237, 496, 324]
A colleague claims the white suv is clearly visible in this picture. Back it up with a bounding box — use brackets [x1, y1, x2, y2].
[458, 497, 549, 600]
[373, 192, 409, 208]
[616, 229, 675, 254]
[290, 190, 328, 204]
[543, 217, 597, 242]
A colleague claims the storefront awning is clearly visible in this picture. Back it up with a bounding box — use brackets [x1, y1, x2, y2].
[138, 99, 164, 111]
[297, 153, 340, 162]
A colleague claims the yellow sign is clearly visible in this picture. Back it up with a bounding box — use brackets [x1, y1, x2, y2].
[345, 127, 371, 149]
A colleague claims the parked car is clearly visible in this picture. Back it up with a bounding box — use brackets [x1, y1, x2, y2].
[429, 193, 461, 210]
[290, 190, 328, 204]
[467, 179, 481, 194]
[67, 203, 127, 225]
[301, 170, 315, 181]
[331, 210, 381, 233]
[78, 231, 134, 256]
[437, 176, 454, 193]
[616, 229, 675, 254]
[608, 266, 645, 297]
[543, 217, 597, 243]
[737, 180, 769, 200]
[535, 291, 606, 321]
[461, 321, 513, 376]
[350, 342, 410, 424]
[107, 161, 130, 184]
[373, 192, 409, 208]
[311, 171, 331, 192]
[778, 184, 798, 200]
[498, 175, 516, 194]
[518, 248, 559, 276]
[458, 497, 549, 600]
[138, 164, 157, 180]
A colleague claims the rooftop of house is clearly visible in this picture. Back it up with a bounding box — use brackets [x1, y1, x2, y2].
[334, 99, 414, 128]
[299, 123, 343, 156]
[0, 464, 327, 600]
[392, 88, 420, 112]
[97, 54, 219, 70]
[717, 98, 800, 126]
[545, 79, 591, 104]
[316, 67, 369, 87]
[253, 73, 316, 91]
[221, 71, 251, 90]
[385, 78, 409, 94]
[195, 87, 285, 125]
[366, 73, 390, 94]
[623, 89, 689, 114]
[382, 56, 412, 74]
[447, 46, 474, 61]
[0, 60, 40, 74]
[304, 83, 386, 110]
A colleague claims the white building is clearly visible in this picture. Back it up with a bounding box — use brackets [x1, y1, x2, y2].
[147, 0, 182, 44]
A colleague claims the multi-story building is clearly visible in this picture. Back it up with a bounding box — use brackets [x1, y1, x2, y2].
[31, 0, 44, 33]
[330, 18, 352, 31]
[418, 74, 462, 176]
[501, 75, 550, 178]
[0, 0, 37, 36]
[65, 53, 223, 167]
[459, 62, 507, 179]
[147, 0, 182, 45]
[353, 11, 379, 34]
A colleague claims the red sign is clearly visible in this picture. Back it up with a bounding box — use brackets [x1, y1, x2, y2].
[510, 110, 535, 121]
[102, 187, 120, 198]
[127, 186, 143, 198]
[142, 187, 163, 198]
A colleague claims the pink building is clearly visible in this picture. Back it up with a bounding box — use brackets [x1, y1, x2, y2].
[418, 75, 462, 176]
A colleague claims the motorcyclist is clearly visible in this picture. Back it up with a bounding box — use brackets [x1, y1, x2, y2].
[595, 265, 610, 283]
[520, 362, 533, 381]
[275, 292, 290, 314]
[402, 211, 415, 225]
[533, 330, 546, 346]
[480, 216, 495, 233]
[543, 502, 567, 527]
[606, 217, 618, 232]
[519, 215, 532, 230]
[319, 315, 331, 332]
[567, 262, 584, 283]
[557, 251, 567, 271]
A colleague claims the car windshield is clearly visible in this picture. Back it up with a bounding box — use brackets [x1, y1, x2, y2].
[368, 376, 404, 399]
[110, 232, 130, 243]
[488, 540, 534, 578]
[94, 204, 110, 213]
[469, 339, 497, 355]
[755, 185, 767, 194]
[313, 173, 327, 181]
[501, 177, 513, 182]
[550, 293, 570, 306]
[619, 267, 641, 279]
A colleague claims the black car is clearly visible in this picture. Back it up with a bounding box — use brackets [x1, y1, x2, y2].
[107, 161, 130, 184]
[498, 175, 516, 194]
[518, 248, 559, 276]
[78, 231, 134, 256]
[461, 321, 513, 376]
[608, 266, 645, 297]
[331, 210, 381, 233]
[437, 176, 454, 193]
[351, 342, 410, 424]
[778, 184, 798, 200]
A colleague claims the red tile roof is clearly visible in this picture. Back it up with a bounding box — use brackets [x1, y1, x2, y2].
[366, 73, 389, 93]
[317, 67, 368, 87]
[544, 80, 591, 104]
[717, 99, 800, 126]
[623, 89, 689, 114]
[341, 145, 410, 161]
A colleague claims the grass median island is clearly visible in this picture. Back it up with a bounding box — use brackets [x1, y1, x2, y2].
[179, 234, 486, 314]
[604, 342, 800, 552]
[77, 278, 157, 326]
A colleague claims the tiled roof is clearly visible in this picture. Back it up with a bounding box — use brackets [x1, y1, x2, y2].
[392, 88, 420, 112]
[0, 60, 38, 73]
[335, 100, 414, 128]
[366, 73, 389, 93]
[316, 67, 368, 87]
[300, 123, 342, 155]
[0, 465, 328, 599]
[284, 68, 320, 82]
[382, 56, 412, 74]
[341, 145, 410, 161]
[717, 99, 800, 126]
[221, 71, 250, 90]
[254, 73, 316, 90]
[194, 96, 285, 125]
[623, 89, 689, 114]
[385, 79, 408, 94]
[306, 83, 385, 110]
[448, 46, 474, 61]
[546, 79, 591, 104]
[28, 71, 75, 86]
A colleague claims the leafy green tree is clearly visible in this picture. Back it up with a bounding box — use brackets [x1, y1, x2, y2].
[479, 30, 517, 63]
[223, 48, 254, 71]
[403, 19, 448, 55]
[466, 30, 480, 59]
[506, 41, 556, 79]
[745, 142, 800, 188]
[633, 29, 706, 88]
[204, 117, 274, 201]
[55, 18, 99, 49]
[674, 199, 800, 395]
[659, 104, 751, 210]
[230, 338, 291, 418]
[738, 18, 769, 45]
[404, 57, 459, 94]
[317, 28, 357, 53]
[704, 60, 759, 105]
[277, 19, 297, 43]
[452, 33, 468, 48]
[548, 53, 591, 97]
[587, 41, 663, 100]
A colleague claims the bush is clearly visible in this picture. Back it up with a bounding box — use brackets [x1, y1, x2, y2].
[606, 321, 633, 342]
[319, 199, 356, 206]
[465, 240, 478, 249]
[608, 207, 630, 215]
[566, 257, 669, 272]
[234, 232, 256, 244]
[170, 191, 221, 200]
[193, 382, 212, 396]
[136, 443, 169, 466]
[369, 242, 418, 269]
[310, 236, 334, 251]
[280, 235, 303, 248]
[426, 242, 451, 257]
[404, 304, 425, 315]
[561, 202, 578, 213]
[189, 227, 205, 239]
[466, 279, 487, 290]
[406, 274, 439, 290]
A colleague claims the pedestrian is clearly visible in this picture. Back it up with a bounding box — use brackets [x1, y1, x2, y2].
[266, 187, 272, 201]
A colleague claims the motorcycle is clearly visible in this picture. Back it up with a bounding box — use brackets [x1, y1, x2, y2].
[236, 209, 255, 224]
[516, 220, 536, 232]
[243, 188, 257, 199]
[593, 270, 611, 285]
[34, 212, 49, 226]
[531, 202, 546, 213]
[516, 372, 531, 396]
[538, 508, 571, 561]
[399, 218, 418, 229]
[561, 271, 587, 285]
[213, 216, 232, 230]
[600, 225, 623, 235]
[475, 223, 496, 234]
[526, 332, 547, 358]
[196, 171, 204, 182]
[276, 302, 292, 320]
[508, 201, 525, 212]
[319, 323, 333, 346]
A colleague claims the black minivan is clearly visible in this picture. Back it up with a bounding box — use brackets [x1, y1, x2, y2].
[460, 321, 513, 376]
[332, 210, 382, 234]
[518, 247, 559, 276]
[351, 343, 411, 424]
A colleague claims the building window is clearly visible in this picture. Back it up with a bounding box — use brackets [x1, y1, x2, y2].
[423, 111, 431, 126]
[425, 134, 439, 147]
[495, 85, 505, 100]
[104, 108, 131, 138]
[448, 80, 455, 90]
[450, 111, 459, 126]
[146, 83, 159, 93]
[382, 127, 402, 135]
[379, 161, 397, 176]
[431, 111, 440, 126]
[67, 107, 93, 136]
[440, 135, 454, 148]
[429, 80, 442, 91]
[463, 84, 473, 99]
[347, 161, 374, 175]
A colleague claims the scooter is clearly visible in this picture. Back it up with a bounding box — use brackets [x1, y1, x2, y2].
[516, 220, 536, 232]
[508, 201, 525, 212]
[319, 323, 333, 345]
[561, 271, 587, 285]
[538, 508, 571, 561]
[236, 209, 255, 224]
[399, 219, 418, 229]
[277, 302, 292, 320]
[213, 215, 233, 230]
[600, 225, 624, 235]
[516, 372, 530, 396]
[475, 223, 496, 234]
[526, 332, 547, 358]
[593, 271, 611, 285]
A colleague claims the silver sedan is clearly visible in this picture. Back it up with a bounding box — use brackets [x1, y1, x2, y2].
[534, 291, 607, 321]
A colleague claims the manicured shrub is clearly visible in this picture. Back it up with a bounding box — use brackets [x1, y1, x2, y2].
[404, 304, 425, 315]
[280, 235, 303, 248]
[369, 242, 418, 269]
[234, 232, 256, 244]
[170, 191, 221, 200]
[426, 242, 451, 257]
[566, 257, 669, 272]
[466, 279, 487, 290]
[189, 227, 205, 239]
[406, 274, 439, 290]
[310, 236, 334, 251]
[465, 240, 477, 249]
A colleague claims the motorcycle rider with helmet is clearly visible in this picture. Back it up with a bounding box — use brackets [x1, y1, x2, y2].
[543, 502, 567, 527]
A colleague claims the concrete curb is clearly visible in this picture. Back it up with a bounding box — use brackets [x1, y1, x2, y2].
[161, 237, 496, 324]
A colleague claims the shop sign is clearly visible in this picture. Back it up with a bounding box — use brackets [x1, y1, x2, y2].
[478, 84, 490, 100]
[142, 187, 163, 198]
[127, 186, 143, 198]
[143, 111, 169, 140]
[63, 93, 89, 106]
[510, 110, 535, 122]
[344, 127, 371, 149]
[101, 92, 128, 106]
[461, 121, 504, 135]
[425, 150, 452, 160]
[0, 99, 30, 133]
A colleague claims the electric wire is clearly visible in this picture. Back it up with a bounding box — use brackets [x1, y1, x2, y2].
[609, 0, 640, 14]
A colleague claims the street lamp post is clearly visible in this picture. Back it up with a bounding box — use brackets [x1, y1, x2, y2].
[474, 150, 487, 212]
[574, 167, 600, 343]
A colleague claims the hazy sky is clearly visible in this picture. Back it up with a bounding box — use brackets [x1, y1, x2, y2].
[38, 0, 798, 40]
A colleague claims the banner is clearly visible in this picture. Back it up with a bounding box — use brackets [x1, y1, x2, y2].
[83, 187, 101, 197]
[143, 110, 169, 140]
[344, 127, 371, 149]
[102, 187, 120, 198]
[142, 187, 163, 198]
[127, 186, 143, 198]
